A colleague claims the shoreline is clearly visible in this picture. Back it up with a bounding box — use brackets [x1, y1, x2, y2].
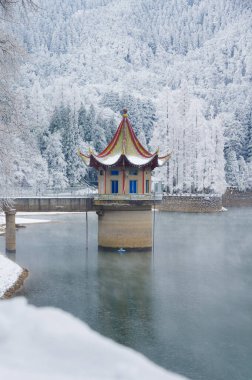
[0, 254, 29, 299]
[158, 190, 252, 212]
[1, 268, 29, 299]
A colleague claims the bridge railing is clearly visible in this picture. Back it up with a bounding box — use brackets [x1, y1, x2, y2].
[43, 186, 97, 198]
[1, 185, 98, 199]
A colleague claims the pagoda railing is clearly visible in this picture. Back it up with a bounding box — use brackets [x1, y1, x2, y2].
[94, 193, 163, 201]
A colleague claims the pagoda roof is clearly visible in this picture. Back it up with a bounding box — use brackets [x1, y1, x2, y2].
[78, 110, 171, 170]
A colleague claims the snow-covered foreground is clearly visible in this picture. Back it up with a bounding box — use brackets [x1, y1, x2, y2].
[0, 298, 189, 380]
[0, 255, 23, 298]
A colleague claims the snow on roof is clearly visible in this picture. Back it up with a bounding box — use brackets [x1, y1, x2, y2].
[126, 154, 156, 166]
[158, 153, 172, 167]
[0, 298, 188, 380]
[92, 152, 122, 166]
[79, 112, 171, 169]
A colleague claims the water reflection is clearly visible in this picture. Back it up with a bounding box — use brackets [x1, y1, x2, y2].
[96, 249, 152, 346]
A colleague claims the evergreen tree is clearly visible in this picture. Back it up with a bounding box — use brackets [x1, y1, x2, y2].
[43, 132, 68, 189]
[92, 117, 107, 153]
[78, 103, 88, 141]
[238, 156, 249, 191]
[211, 117, 226, 194]
[223, 113, 247, 160]
[38, 130, 50, 155]
[141, 99, 157, 144]
[85, 105, 95, 143]
[247, 112, 252, 162]
[103, 116, 117, 144]
[49, 104, 71, 134]
[100, 91, 120, 112]
[247, 161, 252, 189]
[248, 137, 252, 163]
[62, 114, 86, 186]
[225, 150, 239, 187]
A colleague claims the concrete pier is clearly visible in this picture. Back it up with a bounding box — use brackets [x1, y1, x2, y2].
[94, 198, 153, 250]
[98, 210, 152, 249]
[5, 209, 16, 253]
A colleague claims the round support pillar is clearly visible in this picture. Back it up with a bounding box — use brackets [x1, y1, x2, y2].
[98, 209, 152, 250]
[5, 209, 16, 253]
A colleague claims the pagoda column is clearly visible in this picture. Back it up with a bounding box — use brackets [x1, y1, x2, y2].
[122, 169, 126, 194]
[104, 169, 107, 194]
[142, 168, 145, 194]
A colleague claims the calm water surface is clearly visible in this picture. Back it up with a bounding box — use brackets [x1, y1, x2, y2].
[1, 208, 252, 380]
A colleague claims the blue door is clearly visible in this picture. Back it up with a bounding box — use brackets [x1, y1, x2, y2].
[129, 180, 137, 194]
[111, 180, 118, 194]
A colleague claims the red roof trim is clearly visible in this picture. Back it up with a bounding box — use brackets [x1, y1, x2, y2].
[79, 151, 90, 158]
[97, 119, 124, 158]
[126, 118, 154, 158]
[158, 153, 172, 160]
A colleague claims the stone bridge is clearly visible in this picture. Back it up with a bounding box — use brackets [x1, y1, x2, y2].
[13, 197, 94, 212]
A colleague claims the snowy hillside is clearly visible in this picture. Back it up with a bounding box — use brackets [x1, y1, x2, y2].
[5, 0, 252, 193]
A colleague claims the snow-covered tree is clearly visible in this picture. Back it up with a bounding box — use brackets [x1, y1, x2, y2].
[49, 104, 71, 134]
[141, 99, 157, 144]
[78, 104, 88, 142]
[92, 117, 107, 153]
[152, 88, 227, 194]
[104, 116, 117, 144]
[225, 150, 239, 188]
[0, 0, 38, 206]
[238, 157, 249, 191]
[100, 91, 120, 112]
[1, 0, 251, 194]
[62, 113, 86, 186]
[12, 138, 48, 195]
[42, 132, 68, 189]
[85, 105, 96, 143]
[247, 162, 252, 189]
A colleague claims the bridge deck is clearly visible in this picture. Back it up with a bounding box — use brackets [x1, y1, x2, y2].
[13, 197, 94, 212]
[12, 195, 162, 212]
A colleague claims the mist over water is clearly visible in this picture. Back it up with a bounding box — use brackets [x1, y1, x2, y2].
[1, 209, 252, 380]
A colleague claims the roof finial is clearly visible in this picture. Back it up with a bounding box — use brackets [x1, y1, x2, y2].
[122, 108, 128, 118]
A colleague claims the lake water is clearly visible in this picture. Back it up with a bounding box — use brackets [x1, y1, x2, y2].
[1, 208, 252, 380]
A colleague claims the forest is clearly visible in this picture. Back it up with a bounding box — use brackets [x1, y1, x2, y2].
[0, 0, 251, 195]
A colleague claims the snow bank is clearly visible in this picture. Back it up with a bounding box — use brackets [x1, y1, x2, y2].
[0, 298, 189, 380]
[0, 215, 51, 225]
[0, 255, 26, 298]
[17, 212, 82, 215]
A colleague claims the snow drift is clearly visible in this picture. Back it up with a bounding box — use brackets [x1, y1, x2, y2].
[0, 298, 189, 380]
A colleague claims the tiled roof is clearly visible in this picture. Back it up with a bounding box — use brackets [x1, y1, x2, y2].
[79, 112, 171, 169]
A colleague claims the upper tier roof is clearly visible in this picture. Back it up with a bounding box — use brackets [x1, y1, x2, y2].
[78, 110, 171, 170]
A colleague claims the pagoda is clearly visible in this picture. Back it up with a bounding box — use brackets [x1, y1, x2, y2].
[79, 109, 171, 196]
[79, 109, 171, 250]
